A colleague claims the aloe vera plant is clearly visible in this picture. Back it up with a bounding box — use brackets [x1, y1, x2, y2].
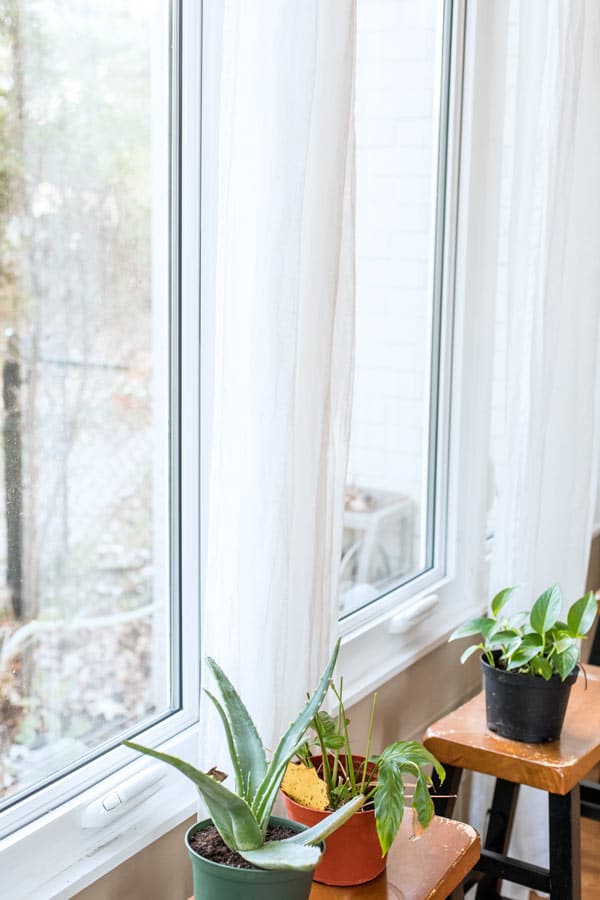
[124, 639, 364, 871]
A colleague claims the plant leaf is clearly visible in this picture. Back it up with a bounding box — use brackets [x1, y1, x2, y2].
[530, 656, 553, 680]
[530, 585, 562, 635]
[460, 644, 480, 664]
[449, 617, 495, 642]
[505, 633, 544, 669]
[285, 794, 365, 846]
[567, 592, 597, 637]
[380, 741, 445, 785]
[204, 690, 244, 797]
[554, 645, 579, 681]
[206, 657, 267, 805]
[252, 639, 340, 829]
[239, 841, 322, 871]
[491, 586, 517, 618]
[412, 768, 435, 830]
[374, 754, 406, 856]
[123, 741, 262, 850]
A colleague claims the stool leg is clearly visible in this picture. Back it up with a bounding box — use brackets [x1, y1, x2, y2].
[475, 778, 520, 900]
[432, 764, 463, 817]
[549, 787, 581, 900]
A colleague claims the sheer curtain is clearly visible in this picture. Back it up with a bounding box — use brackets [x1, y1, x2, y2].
[199, 1, 356, 769]
[476, 1, 600, 892]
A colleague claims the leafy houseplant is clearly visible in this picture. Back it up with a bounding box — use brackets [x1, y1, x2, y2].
[449, 584, 598, 742]
[124, 640, 364, 900]
[281, 678, 445, 886]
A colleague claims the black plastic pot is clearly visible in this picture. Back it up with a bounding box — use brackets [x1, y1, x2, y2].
[481, 653, 579, 743]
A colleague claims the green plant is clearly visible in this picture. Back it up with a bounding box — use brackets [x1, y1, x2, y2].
[449, 584, 597, 680]
[124, 639, 363, 871]
[291, 678, 445, 856]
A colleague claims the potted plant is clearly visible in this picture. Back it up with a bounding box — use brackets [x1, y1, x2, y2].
[124, 639, 364, 900]
[280, 678, 445, 886]
[449, 584, 598, 743]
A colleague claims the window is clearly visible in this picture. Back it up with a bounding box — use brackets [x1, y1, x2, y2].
[0, 1, 200, 894]
[339, 0, 489, 700]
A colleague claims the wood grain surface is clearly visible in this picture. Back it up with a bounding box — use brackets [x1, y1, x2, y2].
[423, 665, 600, 794]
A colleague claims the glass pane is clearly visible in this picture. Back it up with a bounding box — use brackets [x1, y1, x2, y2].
[0, 0, 173, 805]
[341, 0, 448, 616]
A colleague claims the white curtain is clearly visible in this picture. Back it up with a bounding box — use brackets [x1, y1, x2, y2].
[199, 1, 356, 771]
[473, 1, 600, 894]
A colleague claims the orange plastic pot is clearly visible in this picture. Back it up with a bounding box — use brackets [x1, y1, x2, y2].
[282, 756, 386, 886]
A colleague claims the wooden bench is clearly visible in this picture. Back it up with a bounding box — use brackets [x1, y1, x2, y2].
[424, 664, 600, 899]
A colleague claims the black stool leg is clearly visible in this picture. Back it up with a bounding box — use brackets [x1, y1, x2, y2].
[475, 778, 520, 900]
[549, 787, 581, 900]
[432, 764, 463, 817]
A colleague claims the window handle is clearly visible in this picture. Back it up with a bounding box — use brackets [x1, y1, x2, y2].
[388, 594, 439, 635]
[81, 764, 166, 828]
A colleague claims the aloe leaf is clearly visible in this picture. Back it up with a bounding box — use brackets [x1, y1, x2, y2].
[206, 657, 267, 805]
[123, 741, 262, 850]
[449, 617, 494, 642]
[204, 690, 243, 796]
[284, 794, 365, 846]
[239, 841, 322, 871]
[491, 586, 517, 618]
[530, 584, 562, 635]
[567, 591, 597, 637]
[252, 639, 340, 829]
[555, 644, 579, 681]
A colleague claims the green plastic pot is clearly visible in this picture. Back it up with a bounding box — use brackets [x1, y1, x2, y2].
[185, 816, 321, 900]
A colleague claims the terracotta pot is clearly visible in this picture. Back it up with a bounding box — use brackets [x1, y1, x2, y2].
[282, 755, 386, 886]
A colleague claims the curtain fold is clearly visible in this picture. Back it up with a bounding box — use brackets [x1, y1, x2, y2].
[474, 2, 600, 894]
[200, 0, 356, 771]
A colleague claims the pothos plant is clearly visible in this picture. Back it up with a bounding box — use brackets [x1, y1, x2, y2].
[449, 584, 597, 680]
[124, 639, 364, 871]
[288, 678, 445, 856]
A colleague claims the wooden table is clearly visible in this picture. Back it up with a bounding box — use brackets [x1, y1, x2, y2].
[187, 812, 479, 900]
[424, 664, 600, 899]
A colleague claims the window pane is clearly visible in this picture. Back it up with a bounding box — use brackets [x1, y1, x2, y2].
[0, 0, 173, 806]
[341, 0, 449, 616]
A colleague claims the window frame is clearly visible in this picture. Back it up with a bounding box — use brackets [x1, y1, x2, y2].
[338, 0, 490, 703]
[0, 2, 202, 895]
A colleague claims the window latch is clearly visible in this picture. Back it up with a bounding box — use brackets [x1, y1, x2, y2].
[81, 764, 166, 828]
[388, 594, 439, 635]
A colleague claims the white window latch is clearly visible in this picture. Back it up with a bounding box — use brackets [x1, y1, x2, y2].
[81, 764, 166, 828]
[388, 594, 440, 634]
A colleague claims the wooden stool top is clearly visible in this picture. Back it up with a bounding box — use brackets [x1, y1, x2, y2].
[310, 813, 479, 900]
[187, 813, 479, 900]
[424, 664, 600, 795]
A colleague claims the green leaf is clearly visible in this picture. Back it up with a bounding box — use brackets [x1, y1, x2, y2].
[312, 710, 344, 749]
[554, 645, 579, 681]
[530, 656, 553, 680]
[123, 741, 263, 850]
[252, 639, 340, 829]
[449, 617, 495, 642]
[374, 754, 406, 856]
[206, 657, 267, 805]
[460, 644, 480, 664]
[530, 585, 562, 635]
[567, 592, 597, 637]
[203, 690, 244, 797]
[412, 768, 435, 830]
[239, 841, 322, 871]
[505, 633, 544, 669]
[553, 637, 577, 655]
[285, 794, 365, 847]
[491, 586, 517, 618]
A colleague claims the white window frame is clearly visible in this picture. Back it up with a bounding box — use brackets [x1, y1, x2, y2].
[339, 0, 492, 703]
[0, 3, 202, 897]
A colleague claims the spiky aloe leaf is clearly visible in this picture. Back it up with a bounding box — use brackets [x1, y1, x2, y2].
[206, 657, 267, 805]
[204, 690, 244, 797]
[284, 794, 365, 846]
[123, 741, 262, 850]
[252, 639, 341, 829]
[239, 842, 322, 871]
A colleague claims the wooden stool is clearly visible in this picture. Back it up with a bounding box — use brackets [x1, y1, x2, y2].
[424, 664, 600, 900]
[187, 812, 480, 900]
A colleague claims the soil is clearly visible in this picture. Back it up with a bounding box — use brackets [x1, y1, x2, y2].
[189, 823, 299, 869]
